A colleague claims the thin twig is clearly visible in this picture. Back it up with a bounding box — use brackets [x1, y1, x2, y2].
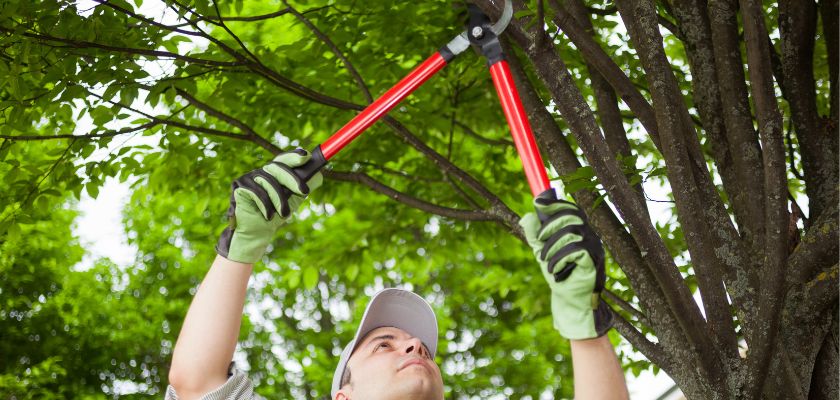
[324, 170, 495, 221]
[0, 26, 241, 68]
[0, 121, 159, 141]
[454, 121, 514, 146]
[0, 138, 77, 227]
[283, 0, 372, 102]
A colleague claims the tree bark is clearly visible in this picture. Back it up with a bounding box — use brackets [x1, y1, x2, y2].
[706, 0, 767, 256]
[808, 305, 839, 399]
[779, 0, 837, 223]
[504, 48, 701, 384]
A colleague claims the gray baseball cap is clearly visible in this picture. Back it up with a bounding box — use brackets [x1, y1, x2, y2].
[330, 288, 438, 398]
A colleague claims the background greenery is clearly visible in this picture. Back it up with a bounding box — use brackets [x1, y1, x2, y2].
[0, 0, 836, 398]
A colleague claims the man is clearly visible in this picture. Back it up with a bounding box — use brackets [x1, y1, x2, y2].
[166, 150, 629, 399]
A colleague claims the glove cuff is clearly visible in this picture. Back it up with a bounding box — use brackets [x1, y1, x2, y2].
[551, 294, 614, 340]
[215, 223, 274, 264]
[593, 298, 615, 337]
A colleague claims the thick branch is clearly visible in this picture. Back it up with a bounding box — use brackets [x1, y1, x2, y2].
[490, 1, 715, 382]
[503, 0, 708, 328]
[668, 0, 746, 362]
[323, 170, 495, 221]
[707, 0, 767, 252]
[801, 264, 840, 315]
[671, 0, 760, 251]
[563, 0, 647, 209]
[739, 0, 792, 395]
[504, 46, 697, 382]
[787, 202, 839, 285]
[615, 0, 738, 391]
[545, 0, 662, 151]
[823, 0, 839, 121]
[781, 0, 837, 222]
[609, 309, 671, 371]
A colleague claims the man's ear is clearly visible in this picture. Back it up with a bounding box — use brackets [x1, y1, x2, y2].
[335, 388, 351, 400]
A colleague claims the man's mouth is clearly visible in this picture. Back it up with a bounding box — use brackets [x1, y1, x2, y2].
[398, 358, 430, 372]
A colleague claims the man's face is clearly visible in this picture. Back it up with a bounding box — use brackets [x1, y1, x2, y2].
[335, 326, 444, 400]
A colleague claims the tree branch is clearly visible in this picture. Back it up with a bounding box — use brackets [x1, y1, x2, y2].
[667, 0, 749, 363]
[801, 264, 840, 315]
[282, 0, 372, 103]
[453, 120, 514, 146]
[787, 202, 838, 285]
[563, 0, 647, 210]
[86, 90, 276, 153]
[822, 0, 839, 122]
[614, 0, 739, 391]
[707, 0, 767, 257]
[780, 0, 837, 222]
[603, 289, 651, 328]
[322, 170, 495, 222]
[496, 2, 716, 361]
[380, 116, 524, 241]
[0, 26, 241, 68]
[545, 0, 662, 152]
[171, 88, 280, 153]
[609, 308, 672, 371]
[499, 31, 698, 384]
[0, 121, 158, 141]
[92, 0, 204, 37]
[209, 0, 261, 64]
[349, 160, 444, 183]
[0, 138, 77, 227]
[146, 2, 362, 111]
[739, 0, 792, 395]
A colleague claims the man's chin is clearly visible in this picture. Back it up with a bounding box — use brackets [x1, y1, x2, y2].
[392, 373, 443, 399]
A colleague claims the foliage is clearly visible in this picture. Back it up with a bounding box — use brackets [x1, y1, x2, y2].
[0, 0, 836, 399]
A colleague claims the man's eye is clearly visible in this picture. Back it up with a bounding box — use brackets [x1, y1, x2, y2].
[375, 342, 390, 351]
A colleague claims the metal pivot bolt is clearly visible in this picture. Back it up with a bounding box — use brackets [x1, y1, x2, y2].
[471, 26, 484, 38]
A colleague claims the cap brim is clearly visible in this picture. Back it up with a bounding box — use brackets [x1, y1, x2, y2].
[331, 288, 438, 398]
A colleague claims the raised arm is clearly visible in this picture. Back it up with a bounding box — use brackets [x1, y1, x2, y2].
[570, 336, 628, 399]
[168, 150, 323, 399]
[519, 189, 629, 400]
[168, 257, 253, 399]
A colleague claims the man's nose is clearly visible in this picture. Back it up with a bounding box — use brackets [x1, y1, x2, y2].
[404, 337, 427, 358]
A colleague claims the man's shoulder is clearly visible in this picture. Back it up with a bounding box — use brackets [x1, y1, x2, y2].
[165, 366, 268, 400]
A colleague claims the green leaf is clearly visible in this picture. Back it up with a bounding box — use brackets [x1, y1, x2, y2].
[85, 182, 99, 198]
[303, 267, 318, 290]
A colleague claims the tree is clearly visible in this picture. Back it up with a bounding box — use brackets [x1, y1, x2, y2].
[0, 0, 836, 398]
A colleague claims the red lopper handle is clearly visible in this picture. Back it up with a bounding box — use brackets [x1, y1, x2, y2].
[488, 60, 550, 197]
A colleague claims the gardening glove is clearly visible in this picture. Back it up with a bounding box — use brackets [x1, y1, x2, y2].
[216, 149, 323, 264]
[519, 189, 613, 340]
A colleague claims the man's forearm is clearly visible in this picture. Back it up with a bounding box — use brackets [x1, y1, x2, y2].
[570, 336, 629, 400]
[169, 255, 253, 399]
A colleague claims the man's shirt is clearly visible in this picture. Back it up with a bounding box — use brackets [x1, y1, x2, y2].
[165, 365, 265, 400]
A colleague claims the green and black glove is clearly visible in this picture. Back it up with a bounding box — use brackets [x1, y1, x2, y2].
[519, 189, 613, 340]
[216, 149, 323, 264]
